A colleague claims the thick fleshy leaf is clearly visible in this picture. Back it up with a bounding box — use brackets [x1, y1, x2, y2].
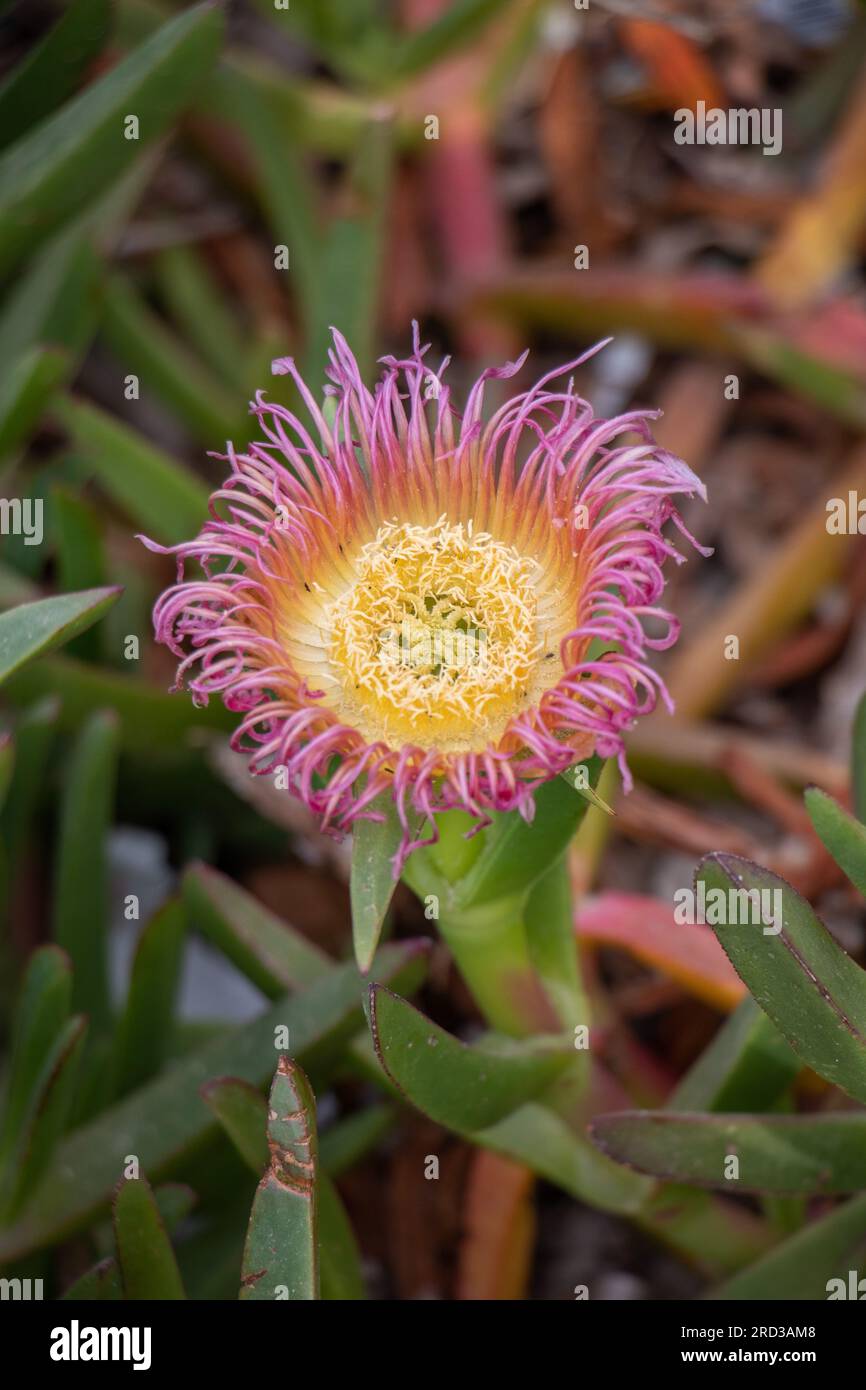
[0, 231, 98, 365]
[0, 697, 58, 872]
[0, 946, 71, 1168]
[367, 984, 570, 1130]
[351, 791, 424, 973]
[183, 863, 329, 997]
[805, 785, 866, 898]
[61, 1183, 196, 1301]
[697, 853, 866, 1104]
[0, 0, 111, 151]
[55, 396, 209, 545]
[221, 68, 321, 336]
[114, 900, 186, 1097]
[392, 0, 503, 78]
[240, 1058, 319, 1301]
[101, 274, 241, 446]
[113, 1175, 186, 1300]
[61, 1257, 123, 1302]
[318, 1175, 365, 1301]
[475, 1102, 650, 1215]
[0, 1015, 86, 1219]
[455, 759, 603, 909]
[155, 244, 246, 386]
[201, 1077, 268, 1173]
[203, 1075, 390, 1188]
[672, 996, 800, 1113]
[3, 655, 232, 748]
[591, 1111, 866, 1194]
[0, 941, 427, 1262]
[0, 3, 223, 272]
[0, 587, 120, 686]
[302, 110, 392, 385]
[713, 1194, 866, 1300]
[52, 710, 119, 1032]
[52, 488, 107, 661]
[317, 1104, 395, 1177]
[0, 347, 67, 458]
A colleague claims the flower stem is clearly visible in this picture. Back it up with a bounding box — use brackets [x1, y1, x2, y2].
[438, 894, 562, 1039]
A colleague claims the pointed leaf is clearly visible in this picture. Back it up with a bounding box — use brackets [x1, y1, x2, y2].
[0, 1015, 87, 1218]
[0, 941, 428, 1262]
[0, 347, 67, 458]
[0, 587, 120, 686]
[61, 1256, 123, 1302]
[805, 785, 866, 898]
[240, 1059, 319, 1301]
[113, 1175, 186, 1300]
[367, 984, 570, 1130]
[201, 1077, 268, 1173]
[183, 863, 329, 997]
[114, 900, 186, 1097]
[351, 791, 423, 973]
[672, 996, 800, 1113]
[319, 1174, 365, 1300]
[0, 3, 223, 272]
[698, 853, 866, 1104]
[55, 396, 209, 544]
[0, 945, 71, 1166]
[714, 1193, 866, 1300]
[52, 710, 119, 1032]
[0, 0, 111, 152]
[591, 1110, 866, 1194]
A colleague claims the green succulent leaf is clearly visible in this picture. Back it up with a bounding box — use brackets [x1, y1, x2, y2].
[672, 996, 800, 1113]
[101, 273, 242, 446]
[201, 1077, 269, 1174]
[0, 347, 68, 459]
[591, 1110, 866, 1195]
[183, 863, 330, 997]
[697, 853, 866, 1105]
[0, 587, 120, 687]
[713, 1193, 866, 1300]
[3, 654, 232, 749]
[351, 792, 425, 973]
[113, 1174, 186, 1300]
[0, 2, 223, 272]
[114, 900, 187, 1098]
[0, 1014, 87, 1220]
[0, 941, 427, 1263]
[0, 946, 72, 1168]
[52, 710, 120, 1033]
[0, 0, 111, 152]
[55, 395, 209, 545]
[805, 785, 866, 899]
[367, 984, 570, 1130]
[240, 1058, 319, 1301]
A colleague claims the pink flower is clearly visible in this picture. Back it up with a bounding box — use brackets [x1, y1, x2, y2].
[144, 327, 707, 872]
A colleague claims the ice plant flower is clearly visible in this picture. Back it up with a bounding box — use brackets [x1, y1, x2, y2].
[145, 328, 707, 873]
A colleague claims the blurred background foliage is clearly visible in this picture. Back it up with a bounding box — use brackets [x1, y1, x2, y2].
[2, 0, 866, 1300]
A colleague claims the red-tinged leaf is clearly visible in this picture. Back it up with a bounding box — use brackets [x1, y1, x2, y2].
[576, 891, 746, 1012]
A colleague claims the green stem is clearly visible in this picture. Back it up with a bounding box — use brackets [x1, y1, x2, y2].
[438, 894, 560, 1038]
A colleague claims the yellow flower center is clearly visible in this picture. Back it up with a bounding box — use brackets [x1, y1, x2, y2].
[326, 517, 558, 751]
